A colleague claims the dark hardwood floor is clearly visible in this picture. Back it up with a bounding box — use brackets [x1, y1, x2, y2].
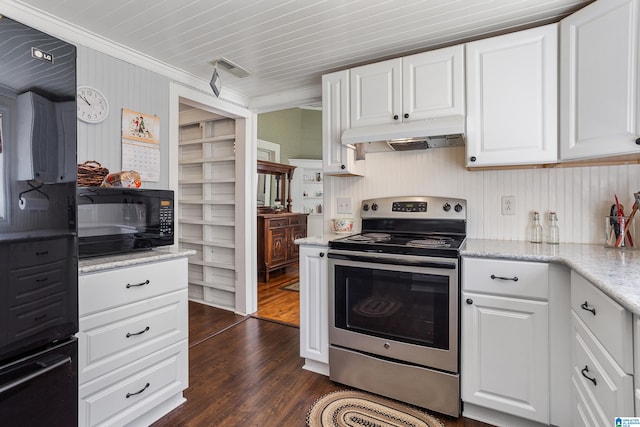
[152, 301, 493, 427]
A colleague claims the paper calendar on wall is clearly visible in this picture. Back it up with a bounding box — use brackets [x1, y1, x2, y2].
[121, 108, 160, 182]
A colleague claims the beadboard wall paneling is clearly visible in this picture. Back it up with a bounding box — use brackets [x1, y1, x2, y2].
[326, 147, 640, 244]
[76, 45, 171, 189]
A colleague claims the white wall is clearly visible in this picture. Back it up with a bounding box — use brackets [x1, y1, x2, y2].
[326, 147, 640, 244]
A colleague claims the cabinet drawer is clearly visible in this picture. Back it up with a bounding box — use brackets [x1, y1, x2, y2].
[267, 218, 290, 227]
[79, 258, 187, 316]
[571, 312, 634, 424]
[571, 271, 632, 372]
[288, 215, 306, 225]
[9, 236, 71, 268]
[462, 257, 549, 299]
[79, 339, 188, 427]
[79, 290, 187, 384]
[8, 260, 67, 307]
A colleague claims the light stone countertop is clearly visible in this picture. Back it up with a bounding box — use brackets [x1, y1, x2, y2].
[79, 247, 196, 274]
[298, 235, 640, 316]
[295, 233, 352, 246]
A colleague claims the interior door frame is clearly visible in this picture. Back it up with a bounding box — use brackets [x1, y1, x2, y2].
[169, 81, 257, 315]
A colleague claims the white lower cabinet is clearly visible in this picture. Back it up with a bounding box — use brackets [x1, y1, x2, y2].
[462, 258, 550, 425]
[78, 258, 189, 426]
[570, 271, 634, 425]
[298, 244, 329, 375]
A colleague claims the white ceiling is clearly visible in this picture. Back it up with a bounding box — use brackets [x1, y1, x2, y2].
[7, 0, 592, 109]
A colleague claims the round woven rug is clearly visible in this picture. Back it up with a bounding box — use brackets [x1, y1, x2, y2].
[306, 390, 444, 427]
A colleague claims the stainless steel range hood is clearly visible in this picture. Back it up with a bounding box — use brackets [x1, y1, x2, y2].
[341, 116, 465, 153]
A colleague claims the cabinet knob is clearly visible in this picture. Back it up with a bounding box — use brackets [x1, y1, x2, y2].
[636, 137, 640, 145]
[319, 252, 325, 257]
[404, 113, 409, 119]
[470, 156, 477, 162]
[466, 298, 473, 305]
[340, 164, 346, 170]
[393, 115, 399, 120]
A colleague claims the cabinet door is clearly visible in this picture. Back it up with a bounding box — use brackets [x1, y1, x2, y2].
[403, 45, 465, 122]
[287, 225, 307, 262]
[267, 227, 288, 268]
[322, 70, 365, 176]
[350, 58, 402, 128]
[466, 24, 558, 167]
[560, 0, 640, 160]
[462, 292, 549, 424]
[299, 245, 328, 366]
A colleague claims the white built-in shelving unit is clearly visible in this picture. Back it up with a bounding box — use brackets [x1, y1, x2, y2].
[289, 158, 323, 237]
[178, 115, 237, 309]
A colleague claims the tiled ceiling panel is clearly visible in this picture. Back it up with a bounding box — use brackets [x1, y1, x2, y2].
[7, 0, 593, 102]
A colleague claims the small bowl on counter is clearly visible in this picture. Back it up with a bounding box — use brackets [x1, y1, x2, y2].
[331, 218, 355, 233]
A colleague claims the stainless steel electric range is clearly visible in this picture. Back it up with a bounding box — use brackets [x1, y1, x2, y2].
[328, 195, 466, 417]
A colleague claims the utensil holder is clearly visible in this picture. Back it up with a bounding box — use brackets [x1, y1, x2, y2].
[605, 216, 636, 249]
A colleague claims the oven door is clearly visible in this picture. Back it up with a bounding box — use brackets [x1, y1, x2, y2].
[328, 250, 458, 373]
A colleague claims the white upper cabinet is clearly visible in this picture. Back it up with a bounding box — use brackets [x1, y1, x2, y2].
[349, 45, 465, 128]
[322, 70, 365, 176]
[350, 58, 401, 128]
[403, 46, 465, 122]
[560, 0, 640, 160]
[466, 24, 558, 167]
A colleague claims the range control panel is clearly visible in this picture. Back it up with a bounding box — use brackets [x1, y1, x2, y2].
[391, 201, 427, 212]
[361, 196, 466, 220]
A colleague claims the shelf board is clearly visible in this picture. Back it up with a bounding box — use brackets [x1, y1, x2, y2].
[179, 238, 235, 248]
[179, 218, 235, 227]
[303, 196, 323, 200]
[188, 259, 236, 271]
[187, 280, 235, 293]
[179, 156, 235, 164]
[179, 134, 236, 146]
[178, 199, 235, 205]
[179, 178, 235, 184]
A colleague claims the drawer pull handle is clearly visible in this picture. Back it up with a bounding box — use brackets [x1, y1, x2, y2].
[126, 382, 150, 398]
[126, 279, 150, 289]
[126, 326, 150, 338]
[490, 274, 519, 282]
[580, 301, 596, 315]
[581, 365, 597, 386]
[35, 251, 49, 256]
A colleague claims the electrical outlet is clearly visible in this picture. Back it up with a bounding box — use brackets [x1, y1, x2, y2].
[501, 196, 516, 215]
[337, 197, 352, 214]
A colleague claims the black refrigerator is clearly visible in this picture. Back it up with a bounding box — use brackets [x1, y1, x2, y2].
[0, 15, 78, 426]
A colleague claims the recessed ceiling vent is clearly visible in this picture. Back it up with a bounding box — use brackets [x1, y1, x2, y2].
[210, 57, 250, 78]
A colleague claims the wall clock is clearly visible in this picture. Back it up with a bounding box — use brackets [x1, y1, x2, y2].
[77, 85, 109, 123]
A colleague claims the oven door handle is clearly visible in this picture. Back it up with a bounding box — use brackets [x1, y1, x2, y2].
[327, 252, 456, 269]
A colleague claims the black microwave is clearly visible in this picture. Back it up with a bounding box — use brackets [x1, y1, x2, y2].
[77, 188, 174, 258]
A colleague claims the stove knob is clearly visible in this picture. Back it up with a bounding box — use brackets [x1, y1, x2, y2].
[443, 203, 451, 212]
[371, 203, 378, 211]
[362, 203, 369, 211]
[454, 203, 463, 213]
